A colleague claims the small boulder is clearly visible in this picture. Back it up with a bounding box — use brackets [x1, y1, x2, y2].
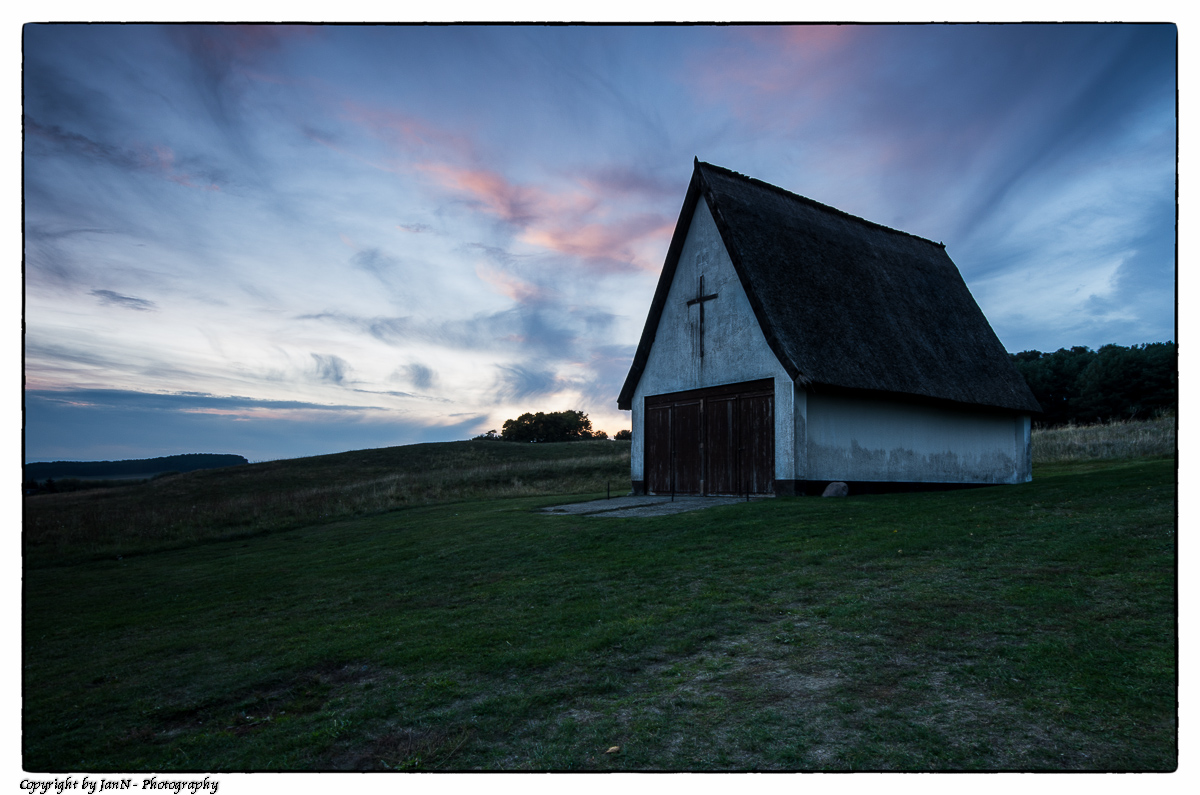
[821, 481, 849, 497]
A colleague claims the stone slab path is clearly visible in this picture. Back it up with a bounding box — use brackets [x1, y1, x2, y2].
[539, 494, 760, 518]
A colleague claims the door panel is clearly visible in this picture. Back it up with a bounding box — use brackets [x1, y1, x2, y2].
[645, 404, 671, 494]
[672, 400, 702, 494]
[705, 395, 737, 495]
[739, 393, 774, 494]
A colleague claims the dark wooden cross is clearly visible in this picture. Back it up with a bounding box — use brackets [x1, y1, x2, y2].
[686, 274, 719, 359]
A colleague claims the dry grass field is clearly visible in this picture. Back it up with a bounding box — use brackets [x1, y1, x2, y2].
[1031, 415, 1174, 464]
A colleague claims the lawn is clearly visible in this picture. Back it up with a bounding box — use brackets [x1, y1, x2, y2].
[23, 448, 1175, 771]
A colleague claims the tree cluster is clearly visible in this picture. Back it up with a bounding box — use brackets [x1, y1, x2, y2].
[1010, 342, 1176, 427]
[497, 410, 609, 443]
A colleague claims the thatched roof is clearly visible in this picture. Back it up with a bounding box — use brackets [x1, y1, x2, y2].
[617, 160, 1041, 414]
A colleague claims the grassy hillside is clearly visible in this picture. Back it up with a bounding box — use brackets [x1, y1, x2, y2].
[23, 440, 630, 567]
[23, 448, 1175, 770]
[24, 415, 1174, 567]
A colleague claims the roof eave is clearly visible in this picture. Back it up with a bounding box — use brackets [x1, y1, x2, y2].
[802, 381, 1042, 416]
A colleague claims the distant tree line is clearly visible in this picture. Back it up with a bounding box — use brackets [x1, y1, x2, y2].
[473, 410, 631, 443]
[24, 453, 248, 482]
[1010, 342, 1176, 427]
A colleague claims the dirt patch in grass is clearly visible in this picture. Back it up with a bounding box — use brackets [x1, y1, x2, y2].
[325, 726, 476, 770]
[569, 617, 1137, 770]
[145, 662, 383, 740]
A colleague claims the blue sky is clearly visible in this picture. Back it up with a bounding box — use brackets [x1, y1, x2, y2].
[22, 23, 1177, 463]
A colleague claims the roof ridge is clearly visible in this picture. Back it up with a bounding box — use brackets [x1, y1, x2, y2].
[695, 160, 946, 249]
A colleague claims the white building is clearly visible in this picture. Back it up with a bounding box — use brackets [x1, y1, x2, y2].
[617, 161, 1040, 496]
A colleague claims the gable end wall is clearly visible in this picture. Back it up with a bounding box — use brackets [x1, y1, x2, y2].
[630, 198, 793, 483]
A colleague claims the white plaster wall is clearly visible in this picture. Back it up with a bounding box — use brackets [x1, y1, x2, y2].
[631, 198, 793, 481]
[805, 392, 1032, 484]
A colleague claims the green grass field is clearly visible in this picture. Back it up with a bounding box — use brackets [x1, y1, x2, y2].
[23, 435, 1175, 771]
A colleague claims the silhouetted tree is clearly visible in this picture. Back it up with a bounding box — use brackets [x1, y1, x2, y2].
[501, 410, 599, 442]
[613, 429, 632, 441]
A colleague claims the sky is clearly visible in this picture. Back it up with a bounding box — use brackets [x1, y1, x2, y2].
[22, 23, 1177, 464]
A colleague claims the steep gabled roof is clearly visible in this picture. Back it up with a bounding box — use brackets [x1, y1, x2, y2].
[617, 160, 1041, 414]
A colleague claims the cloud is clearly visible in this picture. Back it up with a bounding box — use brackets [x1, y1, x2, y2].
[329, 89, 679, 274]
[577, 165, 678, 200]
[297, 312, 414, 346]
[475, 263, 553, 304]
[28, 388, 380, 414]
[164, 26, 316, 177]
[421, 163, 543, 226]
[577, 343, 638, 406]
[341, 100, 475, 160]
[395, 363, 437, 391]
[351, 247, 403, 279]
[90, 289, 157, 311]
[686, 25, 865, 119]
[425, 163, 672, 272]
[25, 117, 223, 190]
[297, 306, 588, 358]
[172, 24, 313, 64]
[23, 387, 486, 462]
[520, 212, 673, 268]
[311, 353, 352, 385]
[493, 365, 565, 403]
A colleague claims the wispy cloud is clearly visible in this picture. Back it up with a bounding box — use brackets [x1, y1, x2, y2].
[423, 162, 672, 271]
[350, 247, 404, 280]
[686, 25, 865, 118]
[90, 289, 157, 311]
[341, 100, 475, 160]
[311, 353, 352, 385]
[25, 118, 223, 190]
[421, 163, 543, 226]
[475, 263, 553, 304]
[493, 364, 565, 403]
[520, 212, 673, 268]
[395, 362, 437, 391]
[332, 93, 677, 272]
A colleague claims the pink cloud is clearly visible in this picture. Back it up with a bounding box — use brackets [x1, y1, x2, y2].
[423, 163, 672, 271]
[420, 163, 546, 225]
[521, 213, 673, 268]
[341, 101, 475, 161]
[137, 144, 220, 191]
[331, 96, 677, 273]
[475, 263, 551, 304]
[179, 24, 316, 64]
[687, 25, 866, 118]
[751, 24, 860, 56]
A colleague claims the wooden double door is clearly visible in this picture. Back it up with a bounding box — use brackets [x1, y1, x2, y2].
[645, 379, 774, 495]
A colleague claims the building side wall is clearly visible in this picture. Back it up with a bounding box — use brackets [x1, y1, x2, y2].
[805, 392, 1032, 484]
[631, 198, 793, 483]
